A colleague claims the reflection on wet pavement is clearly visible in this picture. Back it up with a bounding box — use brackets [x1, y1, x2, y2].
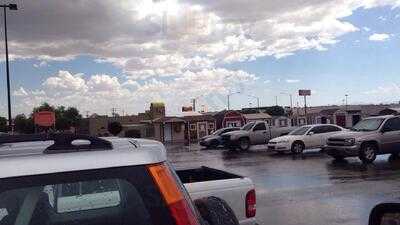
[167, 144, 400, 225]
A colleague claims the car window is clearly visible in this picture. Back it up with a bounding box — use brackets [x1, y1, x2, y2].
[253, 123, 266, 131]
[382, 117, 400, 132]
[308, 126, 325, 134]
[324, 125, 342, 133]
[0, 166, 175, 225]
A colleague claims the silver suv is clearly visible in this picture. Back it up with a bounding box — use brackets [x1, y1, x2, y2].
[325, 115, 400, 163]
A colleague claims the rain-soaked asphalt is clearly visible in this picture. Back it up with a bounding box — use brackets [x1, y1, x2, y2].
[166, 144, 400, 225]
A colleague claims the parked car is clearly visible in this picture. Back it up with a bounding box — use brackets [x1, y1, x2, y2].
[199, 127, 240, 148]
[0, 134, 256, 225]
[267, 124, 346, 154]
[221, 121, 296, 151]
[325, 115, 400, 163]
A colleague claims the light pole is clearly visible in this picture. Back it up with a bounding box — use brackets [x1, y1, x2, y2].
[227, 91, 240, 110]
[345, 94, 348, 111]
[246, 94, 260, 108]
[1, 4, 17, 131]
[281, 92, 294, 125]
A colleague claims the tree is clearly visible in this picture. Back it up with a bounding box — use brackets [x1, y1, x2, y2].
[33, 102, 55, 113]
[108, 121, 123, 136]
[0, 116, 7, 132]
[14, 114, 28, 134]
[32, 103, 82, 131]
[264, 106, 285, 116]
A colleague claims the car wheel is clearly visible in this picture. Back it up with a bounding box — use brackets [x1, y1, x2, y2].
[291, 141, 304, 154]
[333, 156, 345, 161]
[209, 140, 219, 149]
[359, 143, 377, 164]
[238, 138, 250, 151]
[194, 196, 240, 225]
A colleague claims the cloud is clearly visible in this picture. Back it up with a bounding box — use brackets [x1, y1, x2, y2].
[33, 61, 48, 68]
[378, 16, 387, 21]
[362, 27, 371, 32]
[369, 33, 390, 41]
[263, 80, 271, 84]
[285, 79, 300, 83]
[13, 87, 28, 97]
[2, 0, 397, 80]
[13, 69, 257, 115]
[363, 83, 400, 95]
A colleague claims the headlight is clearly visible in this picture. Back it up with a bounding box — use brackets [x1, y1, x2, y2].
[277, 140, 289, 143]
[344, 138, 355, 145]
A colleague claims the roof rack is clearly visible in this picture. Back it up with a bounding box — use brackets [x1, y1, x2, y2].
[0, 134, 113, 154]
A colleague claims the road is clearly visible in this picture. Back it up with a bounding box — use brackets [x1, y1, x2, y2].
[167, 145, 400, 225]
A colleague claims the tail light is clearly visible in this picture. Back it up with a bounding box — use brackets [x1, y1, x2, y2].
[246, 189, 256, 218]
[148, 164, 200, 225]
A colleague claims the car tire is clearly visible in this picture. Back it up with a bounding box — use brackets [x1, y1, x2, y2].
[209, 140, 219, 149]
[291, 141, 304, 154]
[238, 138, 250, 151]
[194, 196, 240, 225]
[333, 156, 345, 161]
[359, 143, 377, 164]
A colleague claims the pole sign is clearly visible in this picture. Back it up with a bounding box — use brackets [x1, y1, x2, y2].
[182, 106, 193, 112]
[299, 89, 311, 96]
[34, 111, 56, 127]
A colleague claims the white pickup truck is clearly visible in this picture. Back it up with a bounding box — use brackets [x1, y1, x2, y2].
[177, 167, 256, 225]
[0, 134, 257, 225]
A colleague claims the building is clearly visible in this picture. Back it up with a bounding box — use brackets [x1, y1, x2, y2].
[153, 117, 186, 143]
[221, 111, 246, 128]
[379, 107, 400, 115]
[183, 114, 216, 141]
[243, 112, 272, 125]
[79, 102, 165, 138]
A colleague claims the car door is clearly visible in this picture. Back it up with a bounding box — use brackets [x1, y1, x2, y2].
[250, 122, 268, 144]
[380, 117, 400, 153]
[303, 126, 325, 148]
[320, 125, 344, 146]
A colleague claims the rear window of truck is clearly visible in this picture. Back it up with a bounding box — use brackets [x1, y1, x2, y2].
[0, 166, 176, 225]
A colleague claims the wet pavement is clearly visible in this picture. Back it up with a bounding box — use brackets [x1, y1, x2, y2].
[166, 144, 400, 225]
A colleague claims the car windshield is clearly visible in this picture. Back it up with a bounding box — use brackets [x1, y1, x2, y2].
[0, 166, 175, 225]
[212, 128, 225, 135]
[289, 126, 312, 135]
[351, 118, 385, 131]
[241, 123, 255, 131]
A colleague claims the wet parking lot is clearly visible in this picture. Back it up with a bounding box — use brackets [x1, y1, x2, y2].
[167, 145, 400, 225]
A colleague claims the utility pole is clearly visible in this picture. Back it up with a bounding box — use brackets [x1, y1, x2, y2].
[111, 108, 117, 117]
[304, 96, 308, 125]
[85, 111, 90, 118]
[275, 96, 278, 106]
[192, 98, 196, 112]
[1, 4, 18, 131]
[227, 92, 240, 110]
[345, 94, 348, 111]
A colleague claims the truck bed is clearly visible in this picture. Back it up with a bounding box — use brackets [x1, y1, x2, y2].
[177, 167, 257, 225]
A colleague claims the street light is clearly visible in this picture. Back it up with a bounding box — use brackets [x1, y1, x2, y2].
[345, 94, 349, 111]
[280, 92, 293, 110]
[246, 94, 260, 108]
[0, 4, 17, 131]
[227, 91, 240, 110]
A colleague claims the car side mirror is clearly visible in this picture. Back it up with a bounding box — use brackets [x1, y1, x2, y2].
[194, 196, 240, 225]
[369, 203, 400, 225]
[308, 132, 314, 136]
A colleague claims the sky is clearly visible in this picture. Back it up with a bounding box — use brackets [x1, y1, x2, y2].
[1, 0, 400, 117]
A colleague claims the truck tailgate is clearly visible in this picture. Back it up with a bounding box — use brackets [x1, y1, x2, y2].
[177, 167, 257, 225]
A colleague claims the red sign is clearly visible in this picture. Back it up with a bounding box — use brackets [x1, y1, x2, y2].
[299, 89, 311, 96]
[34, 111, 56, 127]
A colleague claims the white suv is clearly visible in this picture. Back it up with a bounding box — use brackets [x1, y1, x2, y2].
[268, 124, 346, 154]
[0, 134, 239, 225]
